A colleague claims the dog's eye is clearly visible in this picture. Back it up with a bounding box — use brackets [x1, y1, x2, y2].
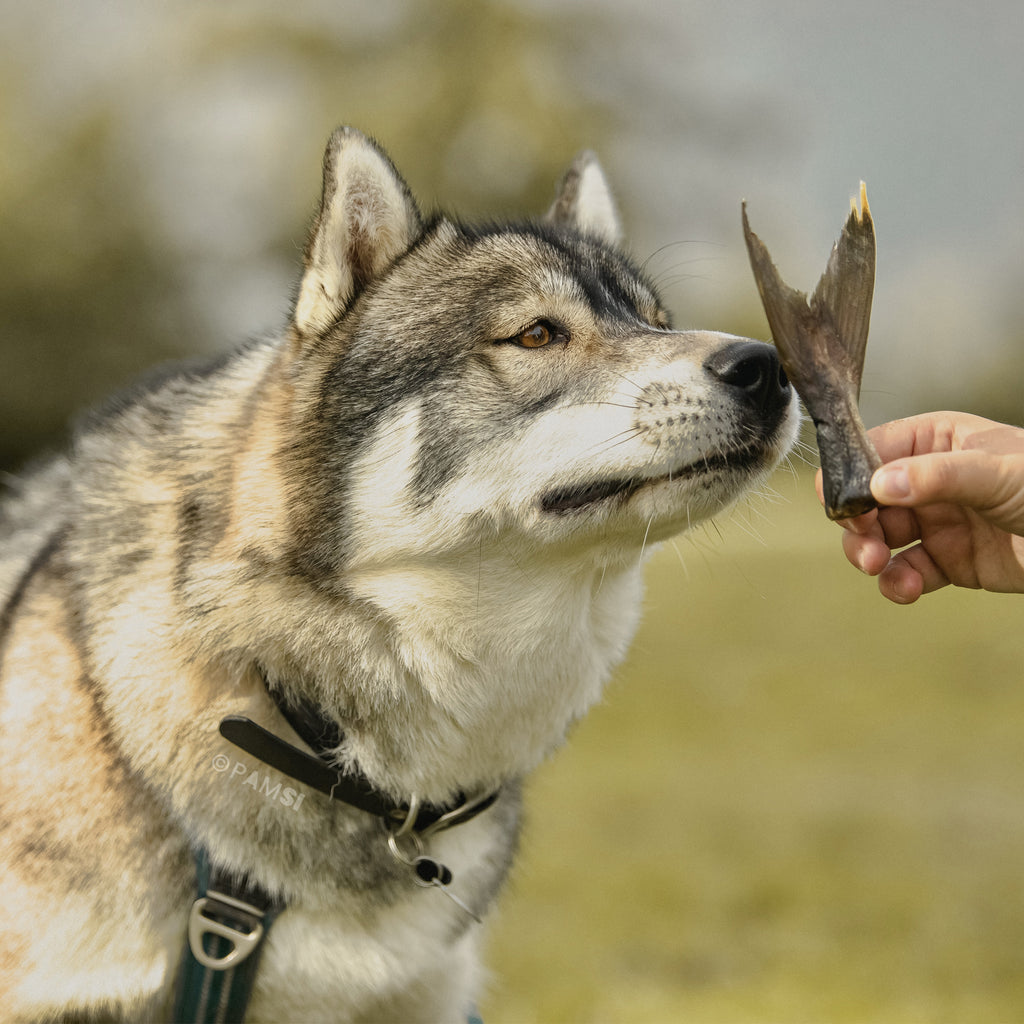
[520, 324, 552, 348]
[514, 321, 567, 349]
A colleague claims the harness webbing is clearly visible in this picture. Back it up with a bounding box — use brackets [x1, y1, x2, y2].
[172, 849, 283, 1024]
[172, 693, 498, 1022]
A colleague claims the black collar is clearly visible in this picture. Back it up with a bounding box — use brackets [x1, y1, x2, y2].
[219, 679, 499, 834]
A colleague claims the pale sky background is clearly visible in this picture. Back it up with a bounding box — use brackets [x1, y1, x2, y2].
[2, 0, 1022, 431]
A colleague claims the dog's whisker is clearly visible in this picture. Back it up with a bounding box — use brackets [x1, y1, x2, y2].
[606, 369, 651, 404]
[666, 538, 690, 579]
[581, 429, 645, 459]
[638, 512, 656, 564]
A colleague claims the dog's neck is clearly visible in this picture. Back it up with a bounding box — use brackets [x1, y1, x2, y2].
[263, 549, 648, 805]
[227, 676, 499, 830]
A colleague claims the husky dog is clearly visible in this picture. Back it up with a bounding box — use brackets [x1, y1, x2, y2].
[0, 127, 798, 1022]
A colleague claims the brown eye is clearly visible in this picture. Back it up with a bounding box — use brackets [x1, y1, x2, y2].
[512, 320, 567, 348]
[519, 323, 552, 348]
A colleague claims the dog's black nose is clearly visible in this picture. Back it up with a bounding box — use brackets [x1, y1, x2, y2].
[704, 340, 790, 414]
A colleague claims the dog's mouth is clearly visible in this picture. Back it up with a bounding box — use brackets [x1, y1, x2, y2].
[540, 441, 766, 514]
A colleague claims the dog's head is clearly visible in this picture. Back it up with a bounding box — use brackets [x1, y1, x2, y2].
[284, 128, 799, 574]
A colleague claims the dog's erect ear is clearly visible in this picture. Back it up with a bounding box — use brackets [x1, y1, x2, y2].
[293, 127, 422, 336]
[544, 150, 622, 245]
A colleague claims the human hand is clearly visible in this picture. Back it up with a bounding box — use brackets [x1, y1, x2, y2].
[816, 411, 1024, 603]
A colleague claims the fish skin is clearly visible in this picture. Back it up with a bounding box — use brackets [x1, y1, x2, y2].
[742, 185, 881, 520]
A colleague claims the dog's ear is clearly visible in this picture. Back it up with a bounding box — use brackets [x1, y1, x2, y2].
[293, 127, 422, 336]
[544, 151, 621, 245]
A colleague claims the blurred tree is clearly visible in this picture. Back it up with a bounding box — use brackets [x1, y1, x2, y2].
[0, 112, 202, 470]
[0, 0, 617, 473]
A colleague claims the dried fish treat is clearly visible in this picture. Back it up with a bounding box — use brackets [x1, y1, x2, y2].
[742, 183, 881, 519]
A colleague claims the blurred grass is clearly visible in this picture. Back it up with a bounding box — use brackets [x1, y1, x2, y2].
[481, 466, 1024, 1023]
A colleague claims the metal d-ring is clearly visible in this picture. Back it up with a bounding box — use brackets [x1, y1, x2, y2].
[391, 794, 422, 839]
[385, 796, 452, 890]
[417, 790, 495, 840]
[382, 795, 480, 921]
[188, 891, 265, 970]
[386, 794, 425, 868]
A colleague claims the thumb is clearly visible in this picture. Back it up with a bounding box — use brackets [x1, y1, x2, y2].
[871, 450, 1011, 514]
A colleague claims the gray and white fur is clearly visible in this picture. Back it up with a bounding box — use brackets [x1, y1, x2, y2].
[0, 126, 798, 1022]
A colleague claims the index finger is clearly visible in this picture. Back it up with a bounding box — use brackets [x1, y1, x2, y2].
[866, 411, 997, 463]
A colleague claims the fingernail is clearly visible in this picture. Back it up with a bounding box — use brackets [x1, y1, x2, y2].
[872, 464, 910, 502]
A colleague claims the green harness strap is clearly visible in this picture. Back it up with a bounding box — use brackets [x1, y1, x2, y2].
[171, 847, 486, 1024]
[171, 710, 499, 1022]
[171, 849, 282, 1024]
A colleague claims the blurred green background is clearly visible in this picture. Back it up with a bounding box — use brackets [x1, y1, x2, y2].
[482, 482, 1024, 1022]
[3, 1, 1023, 1020]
